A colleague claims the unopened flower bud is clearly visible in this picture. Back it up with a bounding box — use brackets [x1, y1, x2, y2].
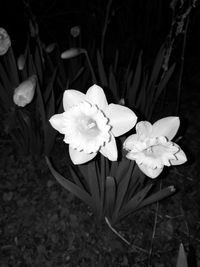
[61, 48, 84, 59]
[45, 43, 56, 53]
[13, 75, 37, 107]
[0, 28, 11, 55]
[118, 98, 125, 105]
[70, 26, 80, 38]
[29, 20, 39, 37]
[17, 54, 25, 70]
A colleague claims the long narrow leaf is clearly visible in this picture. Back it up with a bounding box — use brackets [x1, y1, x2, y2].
[113, 161, 135, 219]
[119, 183, 153, 220]
[70, 66, 85, 85]
[155, 63, 176, 100]
[44, 92, 56, 156]
[44, 68, 57, 105]
[124, 164, 146, 202]
[97, 50, 108, 87]
[0, 62, 13, 97]
[87, 161, 101, 213]
[113, 49, 119, 73]
[69, 165, 88, 192]
[34, 42, 43, 84]
[105, 176, 116, 220]
[35, 81, 46, 131]
[45, 157, 93, 208]
[127, 51, 142, 107]
[147, 43, 166, 95]
[135, 185, 176, 212]
[0, 82, 12, 110]
[109, 67, 118, 102]
[3, 48, 19, 87]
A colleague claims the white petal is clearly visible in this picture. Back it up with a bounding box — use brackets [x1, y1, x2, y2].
[69, 147, 96, 164]
[100, 134, 118, 161]
[151, 117, 180, 140]
[105, 104, 137, 137]
[86, 84, 108, 110]
[170, 149, 187, 166]
[63, 90, 86, 111]
[49, 113, 66, 134]
[136, 121, 152, 140]
[123, 134, 138, 151]
[138, 163, 163, 179]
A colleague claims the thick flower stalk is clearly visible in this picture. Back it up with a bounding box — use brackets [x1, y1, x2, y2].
[123, 117, 187, 178]
[49, 84, 137, 164]
[0, 28, 11, 55]
[13, 75, 37, 107]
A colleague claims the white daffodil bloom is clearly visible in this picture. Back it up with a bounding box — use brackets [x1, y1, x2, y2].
[123, 117, 187, 178]
[13, 75, 37, 107]
[49, 84, 137, 164]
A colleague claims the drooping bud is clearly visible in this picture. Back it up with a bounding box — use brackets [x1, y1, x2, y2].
[13, 75, 37, 107]
[45, 43, 56, 53]
[61, 48, 84, 59]
[118, 98, 125, 105]
[0, 28, 11, 56]
[17, 54, 25, 70]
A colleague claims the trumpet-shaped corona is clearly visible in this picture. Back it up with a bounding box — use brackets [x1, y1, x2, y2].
[49, 85, 137, 164]
[124, 117, 187, 178]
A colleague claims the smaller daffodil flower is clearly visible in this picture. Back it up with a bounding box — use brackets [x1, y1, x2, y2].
[13, 75, 37, 107]
[49, 84, 137, 164]
[123, 117, 187, 178]
[0, 28, 11, 56]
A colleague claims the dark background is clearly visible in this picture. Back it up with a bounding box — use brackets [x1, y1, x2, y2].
[1, 0, 198, 53]
[1, 1, 200, 71]
[1, 0, 200, 96]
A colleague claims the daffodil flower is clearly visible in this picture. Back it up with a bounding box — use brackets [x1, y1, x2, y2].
[123, 117, 187, 178]
[13, 75, 37, 107]
[49, 84, 137, 164]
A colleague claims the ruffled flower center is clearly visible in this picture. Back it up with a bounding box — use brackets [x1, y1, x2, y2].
[126, 136, 179, 169]
[62, 101, 111, 153]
